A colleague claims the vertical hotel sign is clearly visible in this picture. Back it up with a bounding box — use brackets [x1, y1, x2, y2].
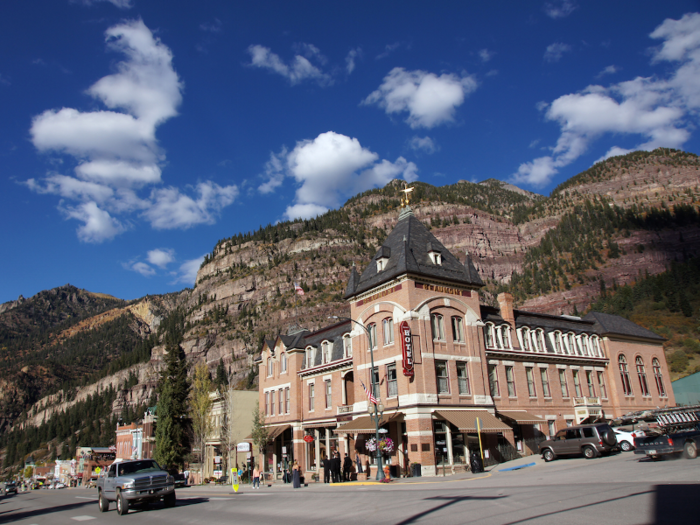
[400, 321, 414, 377]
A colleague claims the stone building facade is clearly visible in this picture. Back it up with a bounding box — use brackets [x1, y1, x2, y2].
[257, 206, 674, 478]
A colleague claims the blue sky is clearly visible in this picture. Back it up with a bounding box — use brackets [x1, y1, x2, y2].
[2, 0, 700, 304]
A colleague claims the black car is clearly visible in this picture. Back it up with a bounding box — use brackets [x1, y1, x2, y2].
[2, 481, 18, 495]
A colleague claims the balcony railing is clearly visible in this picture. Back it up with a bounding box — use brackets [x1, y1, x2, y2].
[573, 397, 600, 406]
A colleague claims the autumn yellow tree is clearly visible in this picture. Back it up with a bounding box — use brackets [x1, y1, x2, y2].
[190, 362, 213, 464]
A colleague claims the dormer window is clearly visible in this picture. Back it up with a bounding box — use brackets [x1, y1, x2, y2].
[321, 341, 331, 364]
[343, 334, 353, 358]
[375, 246, 391, 272]
[305, 346, 316, 369]
[427, 242, 442, 265]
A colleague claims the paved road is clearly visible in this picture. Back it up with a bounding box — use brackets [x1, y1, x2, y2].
[1, 452, 698, 525]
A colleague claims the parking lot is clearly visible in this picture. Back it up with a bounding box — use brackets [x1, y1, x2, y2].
[1, 451, 698, 524]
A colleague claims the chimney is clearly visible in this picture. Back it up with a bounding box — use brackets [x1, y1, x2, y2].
[497, 292, 515, 329]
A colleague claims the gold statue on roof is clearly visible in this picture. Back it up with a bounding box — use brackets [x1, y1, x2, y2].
[400, 182, 414, 208]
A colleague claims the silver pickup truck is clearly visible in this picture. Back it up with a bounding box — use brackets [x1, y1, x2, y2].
[96, 459, 176, 515]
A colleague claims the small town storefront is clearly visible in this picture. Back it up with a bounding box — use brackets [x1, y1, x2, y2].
[337, 412, 404, 479]
[496, 410, 546, 457]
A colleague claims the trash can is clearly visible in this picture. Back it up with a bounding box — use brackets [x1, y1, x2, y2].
[412, 463, 422, 477]
[470, 452, 484, 473]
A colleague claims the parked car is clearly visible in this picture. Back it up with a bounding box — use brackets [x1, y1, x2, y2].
[96, 459, 175, 515]
[172, 473, 187, 488]
[540, 423, 618, 461]
[634, 409, 700, 460]
[613, 428, 645, 451]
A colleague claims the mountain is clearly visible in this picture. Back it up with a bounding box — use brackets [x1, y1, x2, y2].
[2, 147, 699, 470]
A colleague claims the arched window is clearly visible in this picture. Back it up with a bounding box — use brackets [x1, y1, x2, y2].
[383, 318, 394, 346]
[619, 355, 633, 396]
[484, 323, 496, 348]
[591, 335, 602, 357]
[432, 314, 445, 341]
[532, 329, 545, 352]
[267, 358, 273, 377]
[451, 316, 464, 343]
[321, 341, 331, 364]
[281, 352, 287, 373]
[305, 346, 316, 369]
[518, 328, 530, 351]
[580, 335, 590, 357]
[636, 357, 650, 396]
[653, 358, 666, 397]
[368, 323, 377, 350]
[498, 325, 511, 349]
[553, 331, 563, 354]
[343, 334, 353, 358]
[566, 333, 578, 355]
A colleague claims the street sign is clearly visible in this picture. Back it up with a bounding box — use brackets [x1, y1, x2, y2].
[237, 442, 250, 452]
[303, 435, 314, 443]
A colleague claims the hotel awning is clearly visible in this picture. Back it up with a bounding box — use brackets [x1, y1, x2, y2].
[302, 420, 337, 429]
[435, 410, 511, 433]
[336, 412, 403, 434]
[266, 424, 291, 441]
[497, 411, 544, 425]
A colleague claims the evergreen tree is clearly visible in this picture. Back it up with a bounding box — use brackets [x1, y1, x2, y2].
[215, 358, 228, 390]
[154, 313, 190, 470]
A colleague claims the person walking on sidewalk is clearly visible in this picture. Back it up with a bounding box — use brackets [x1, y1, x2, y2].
[343, 453, 353, 481]
[253, 467, 260, 489]
[322, 455, 331, 483]
[292, 461, 301, 489]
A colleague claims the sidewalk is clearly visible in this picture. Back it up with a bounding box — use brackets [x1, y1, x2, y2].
[181, 455, 545, 492]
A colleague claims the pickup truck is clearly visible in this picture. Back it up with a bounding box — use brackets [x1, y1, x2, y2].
[96, 459, 176, 515]
[634, 409, 700, 460]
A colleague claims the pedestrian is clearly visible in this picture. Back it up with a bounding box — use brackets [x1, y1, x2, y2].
[184, 469, 189, 486]
[343, 453, 353, 481]
[322, 455, 331, 483]
[331, 452, 341, 483]
[356, 453, 363, 474]
[253, 466, 260, 489]
[292, 460, 301, 489]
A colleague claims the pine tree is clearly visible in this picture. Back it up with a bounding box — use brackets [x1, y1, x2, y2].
[154, 315, 190, 470]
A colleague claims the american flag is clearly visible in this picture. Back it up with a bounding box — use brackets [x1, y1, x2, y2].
[294, 282, 305, 296]
[360, 380, 377, 405]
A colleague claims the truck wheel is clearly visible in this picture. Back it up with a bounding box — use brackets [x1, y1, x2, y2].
[683, 442, 697, 460]
[116, 491, 129, 516]
[543, 449, 555, 462]
[583, 446, 597, 459]
[164, 492, 176, 508]
[98, 490, 109, 513]
[620, 441, 633, 452]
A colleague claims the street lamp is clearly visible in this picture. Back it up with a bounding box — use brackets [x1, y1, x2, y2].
[330, 315, 385, 480]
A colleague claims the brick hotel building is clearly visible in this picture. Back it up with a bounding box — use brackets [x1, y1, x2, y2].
[257, 205, 674, 478]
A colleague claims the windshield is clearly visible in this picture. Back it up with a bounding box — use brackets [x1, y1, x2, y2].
[117, 460, 161, 476]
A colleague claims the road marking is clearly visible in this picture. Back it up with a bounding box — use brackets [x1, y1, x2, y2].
[330, 473, 493, 486]
[71, 516, 96, 521]
[75, 497, 97, 500]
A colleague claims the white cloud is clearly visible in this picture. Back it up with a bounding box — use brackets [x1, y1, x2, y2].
[363, 67, 478, 129]
[478, 49, 495, 63]
[346, 48, 362, 74]
[147, 248, 175, 268]
[171, 255, 205, 285]
[247, 44, 332, 86]
[200, 19, 222, 33]
[63, 201, 125, 243]
[26, 20, 238, 242]
[543, 0, 578, 19]
[258, 131, 418, 221]
[130, 261, 155, 277]
[512, 13, 700, 188]
[544, 42, 571, 63]
[596, 65, 619, 78]
[144, 182, 239, 230]
[376, 42, 405, 60]
[594, 146, 634, 164]
[408, 136, 438, 154]
[78, 0, 133, 8]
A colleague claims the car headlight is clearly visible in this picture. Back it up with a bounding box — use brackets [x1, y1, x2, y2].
[167, 475, 174, 484]
[122, 481, 135, 489]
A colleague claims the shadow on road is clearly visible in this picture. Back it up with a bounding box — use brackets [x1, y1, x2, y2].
[0, 499, 94, 524]
[395, 494, 507, 524]
[653, 484, 696, 524]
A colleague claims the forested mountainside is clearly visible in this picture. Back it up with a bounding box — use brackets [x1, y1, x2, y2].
[1, 147, 699, 474]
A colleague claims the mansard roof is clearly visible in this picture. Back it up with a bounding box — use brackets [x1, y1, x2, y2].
[344, 208, 483, 299]
[481, 305, 663, 343]
[583, 311, 664, 341]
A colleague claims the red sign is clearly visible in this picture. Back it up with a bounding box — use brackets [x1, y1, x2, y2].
[400, 321, 414, 377]
[303, 435, 314, 443]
